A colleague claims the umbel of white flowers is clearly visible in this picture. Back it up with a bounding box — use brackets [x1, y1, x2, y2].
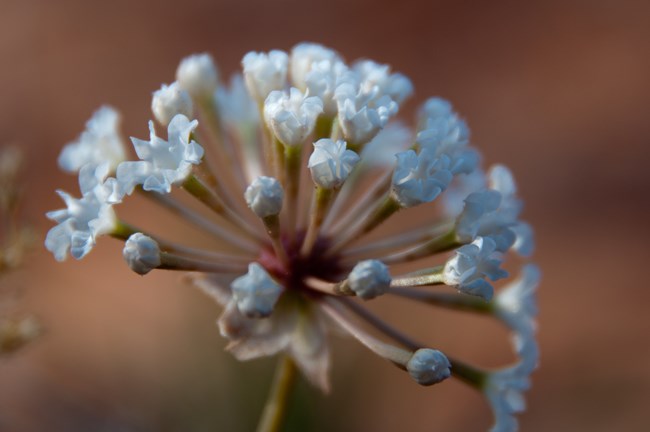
[45, 42, 538, 432]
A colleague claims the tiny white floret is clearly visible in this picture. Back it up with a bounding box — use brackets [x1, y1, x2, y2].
[348, 260, 391, 300]
[407, 348, 452, 386]
[123, 233, 161, 275]
[305, 59, 349, 116]
[416, 97, 477, 175]
[360, 122, 412, 168]
[215, 74, 260, 127]
[308, 139, 360, 189]
[151, 82, 194, 126]
[231, 263, 284, 318]
[455, 189, 503, 242]
[497, 264, 539, 321]
[263, 88, 323, 146]
[353, 59, 413, 104]
[242, 50, 289, 102]
[290, 42, 342, 90]
[484, 367, 531, 432]
[443, 236, 508, 301]
[58, 106, 126, 173]
[176, 53, 219, 97]
[45, 163, 119, 261]
[335, 81, 397, 145]
[244, 176, 284, 218]
[392, 148, 453, 208]
[116, 114, 204, 195]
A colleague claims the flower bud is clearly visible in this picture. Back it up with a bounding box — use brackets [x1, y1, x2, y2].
[244, 176, 284, 218]
[231, 263, 283, 318]
[176, 53, 219, 97]
[123, 233, 161, 275]
[348, 260, 391, 300]
[151, 82, 194, 126]
[242, 50, 288, 102]
[308, 139, 360, 189]
[407, 348, 451, 386]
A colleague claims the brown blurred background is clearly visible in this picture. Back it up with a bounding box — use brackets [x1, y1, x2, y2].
[1, 0, 649, 430]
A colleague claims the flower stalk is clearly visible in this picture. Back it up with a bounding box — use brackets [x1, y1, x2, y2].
[256, 355, 298, 432]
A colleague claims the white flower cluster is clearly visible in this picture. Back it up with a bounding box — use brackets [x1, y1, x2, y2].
[46, 43, 538, 431]
[45, 163, 120, 261]
[455, 165, 534, 256]
[58, 106, 126, 173]
[443, 236, 508, 301]
[117, 115, 204, 195]
[47, 111, 204, 261]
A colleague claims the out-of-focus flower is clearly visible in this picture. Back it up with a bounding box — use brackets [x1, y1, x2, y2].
[1, 145, 41, 355]
[151, 82, 194, 126]
[58, 106, 126, 173]
[176, 53, 219, 98]
[0, 316, 42, 355]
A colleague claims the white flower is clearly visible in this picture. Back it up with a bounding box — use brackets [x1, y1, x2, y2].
[244, 176, 284, 218]
[45, 163, 119, 261]
[511, 222, 534, 257]
[484, 367, 530, 432]
[123, 233, 161, 275]
[263, 88, 323, 146]
[456, 165, 531, 254]
[495, 265, 540, 374]
[391, 148, 453, 208]
[347, 260, 391, 300]
[231, 263, 284, 318]
[488, 165, 534, 256]
[290, 42, 342, 90]
[416, 97, 478, 175]
[335, 81, 397, 145]
[455, 189, 504, 242]
[116, 114, 204, 195]
[48, 44, 539, 427]
[441, 168, 487, 217]
[360, 122, 412, 168]
[496, 265, 539, 326]
[176, 53, 219, 98]
[406, 348, 451, 386]
[304, 59, 349, 116]
[58, 106, 126, 173]
[192, 273, 330, 391]
[353, 59, 413, 105]
[308, 139, 360, 189]
[443, 236, 508, 300]
[215, 74, 259, 127]
[242, 50, 289, 102]
[151, 82, 194, 126]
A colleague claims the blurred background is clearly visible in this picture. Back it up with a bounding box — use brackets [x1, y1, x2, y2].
[1, 0, 649, 430]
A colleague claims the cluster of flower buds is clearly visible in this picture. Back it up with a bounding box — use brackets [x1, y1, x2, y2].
[46, 43, 538, 431]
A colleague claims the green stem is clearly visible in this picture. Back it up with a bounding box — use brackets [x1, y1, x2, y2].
[256, 355, 298, 432]
[182, 175, 264, 243]
[383, 228, 461, 265]
[390, 266, 446, 287]
[111, 220, 139, 240]
[448, 356, 487, 389]
[300, 187, 335, 256]
[284, 145, 302, 241]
